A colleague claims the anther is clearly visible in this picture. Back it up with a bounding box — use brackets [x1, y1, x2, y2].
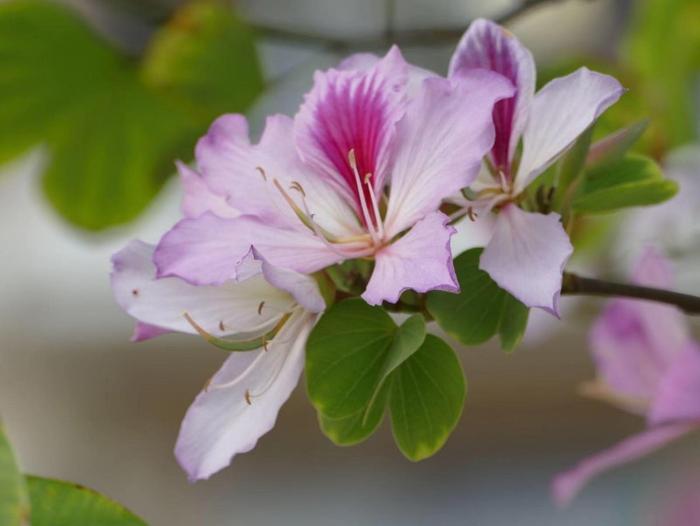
[255, 166, 267, 181]
[467, 207, 478, 222]
[132, 289, 139, 297]
[257, 301, 265, 315]
[244, 389, 252, 405]
[219, 320, 225, 332]
[289, 181, 306, 197]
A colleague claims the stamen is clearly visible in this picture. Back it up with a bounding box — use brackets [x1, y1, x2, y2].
[348, 149, 380, 244]
[289, 181, 306, 197]
[255, 166, 267, 181]
[467, 207, 478, 222]
[244, 389, 252, 405]
[183, 311, 291, 352]
[257, 301, 265, 315]
[218, 320, 225, 332]
[364, 173, 385, 240]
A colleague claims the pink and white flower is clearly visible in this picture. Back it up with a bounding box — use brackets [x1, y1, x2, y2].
[551, 249, 700, 506]
[449, 19, 624, 314]
[153, 46, 514, 305]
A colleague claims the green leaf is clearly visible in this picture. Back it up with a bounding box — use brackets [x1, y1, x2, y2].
[0, 0, 197, 230]
[0, 0, 124, 165]
[27, 476, 146, 525]
[306, 301, 425, 419]
[586, 120, 649, 167]
[573, 154, 678, 214]
[552, 124, 594, 211]
[426, 249, 529, 351]
[0, 424, 29, 526]
[142, 0, 264, 125]
[389, 335, 466, 461]
[319, 382, 390, 446]
[42, 74, 195, 230]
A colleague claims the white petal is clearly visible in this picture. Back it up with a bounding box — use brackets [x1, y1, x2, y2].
[480, 205, 573, 314]
[174, 311, 317, 480]
[514, 67, 624, 193]
[111, 240, 293, 337]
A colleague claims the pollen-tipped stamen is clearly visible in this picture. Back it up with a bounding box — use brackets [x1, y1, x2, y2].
[348, 149, 381, 245]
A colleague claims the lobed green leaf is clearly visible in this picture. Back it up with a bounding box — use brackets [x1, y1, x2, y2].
[426, 249, 529, 352]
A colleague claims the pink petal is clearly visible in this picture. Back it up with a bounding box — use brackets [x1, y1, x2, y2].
[175, 311, 316, 480]
[514, 67, 624, 193]
[479, 204, 572, 314]
[448, 18, 535, 174]
[153, 214, 341, 286]
[552, 423, 697, 507]
[383, 70, 514, 236]
[649, 343, 700, 426]
[111, 240, 295, 337]
[362, 212, 458, 305]
[252, 248, 325, 313]
[294, 46, 408, 218]
[589, 249, 690, 403]
[337, 51, 436, 96]
[177, 161, 238, 220]
[195, 114, 358, 236]
[130, 322, 170, 342]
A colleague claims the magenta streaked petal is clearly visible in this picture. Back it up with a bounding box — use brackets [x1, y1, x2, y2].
[362, 212, 458, 305]
[111, 240, 294, 338]
[551, 423, 697, 507]
[175, 311, 316, 481]
[177, 161, 238, 220]
[294, 46, 408, 217]
[384, 70, 514, 236]
[514, 67, 624, 193]
[195, 114, 358, 236]
[649, 343, 700, 426]
[479, 205, 572, 314]
[131, 322, 170, 342]
[449, 18, 535, 173]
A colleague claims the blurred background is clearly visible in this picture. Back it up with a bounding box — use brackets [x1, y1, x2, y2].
[0, 0, 699, 524]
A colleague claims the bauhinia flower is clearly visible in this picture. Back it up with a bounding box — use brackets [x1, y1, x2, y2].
[153, 46, 515, 305]
[448, 19, 624, 314]
[552, 248, 700, 506]
[111, 202, 325, 479]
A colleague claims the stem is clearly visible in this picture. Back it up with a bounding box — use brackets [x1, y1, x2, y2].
[250, 0, 580, 51]
[562, 273, 700, 315]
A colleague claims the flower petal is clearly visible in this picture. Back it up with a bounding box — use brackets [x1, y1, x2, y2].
[514, 67, 624, 193]
[362, 211, 458, 305]
[131, 322, 170, 342]
[383, 70, 514, 236]
[112, 240, 293, 337]
[195, 114, 358, 237]
[153, 214, 342, 286]
[551, 423, 697, 507]
[174, 311, 316, 480]
[589, 249, 690, 404]
[450, 211, 497, 257]
[649, 343, 700, 426]
[448, 18, 535, 173]
[479, 204, 573, 314]
[252, 248, 325, 313]
[178, 161, 238, 220]
[294, 46, 408, 213]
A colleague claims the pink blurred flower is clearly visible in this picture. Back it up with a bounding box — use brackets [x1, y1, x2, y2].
[552, 248, 700, 506]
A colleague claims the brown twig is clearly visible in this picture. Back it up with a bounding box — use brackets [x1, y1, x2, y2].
[562, 273, 700, 315]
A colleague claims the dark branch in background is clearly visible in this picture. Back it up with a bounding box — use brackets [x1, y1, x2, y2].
[562, 273, 700, 315]
[251, 0, 583, 51]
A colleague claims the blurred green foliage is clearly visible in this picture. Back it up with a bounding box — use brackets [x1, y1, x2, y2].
[0, 424, 146, 525]
[0, 0, 263, 231]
